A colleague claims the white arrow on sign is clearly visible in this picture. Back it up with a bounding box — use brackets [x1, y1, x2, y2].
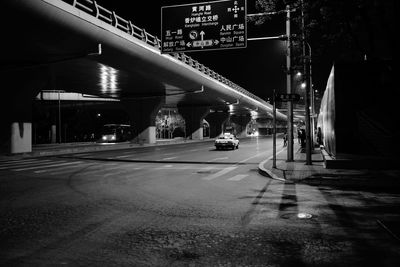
[200, 31, 205, 48]
[186, 42, 192, 47]
[200, 31, 205, 40]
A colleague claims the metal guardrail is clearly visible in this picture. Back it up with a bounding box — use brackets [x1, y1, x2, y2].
[64, 0, 267, 105]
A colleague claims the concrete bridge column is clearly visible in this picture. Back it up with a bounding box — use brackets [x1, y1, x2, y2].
[205, 111, 230, 138]
[0, 68, 47, 154]
[122, 98, 164, 144]
[178, 106, 209, 140]
[230, 114, 252, 138]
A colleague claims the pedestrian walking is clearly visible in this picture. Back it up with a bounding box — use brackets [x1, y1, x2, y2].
[297, 129, 301, 144]
[300, 129, 306, 148]
[283, 132, 288, 147]
[317, 127, 323, 146]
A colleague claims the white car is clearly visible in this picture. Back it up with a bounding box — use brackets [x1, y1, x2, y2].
[214, 133, 239, 150]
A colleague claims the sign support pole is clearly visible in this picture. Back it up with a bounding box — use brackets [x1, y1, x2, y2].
[272, 89, 277, 168]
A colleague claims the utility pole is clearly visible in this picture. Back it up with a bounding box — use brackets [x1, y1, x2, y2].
[301, 0, 312, 164]
[286, 5, 294, 162]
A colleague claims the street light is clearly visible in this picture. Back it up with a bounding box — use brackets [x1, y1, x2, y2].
[300, 0, 312, 164]
[305, 41, 315, 145]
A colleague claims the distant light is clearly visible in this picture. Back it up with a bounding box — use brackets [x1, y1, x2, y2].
[296, 71, 302, 77]
[250, 110, 258, 117]
[229, 104, 234, 112]
[297, 213, 312, 219]
[97, 113, 101, 117]
[301, 82, 306, 89]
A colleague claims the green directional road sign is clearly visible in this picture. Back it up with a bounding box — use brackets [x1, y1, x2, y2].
[161, 0, 247, 53]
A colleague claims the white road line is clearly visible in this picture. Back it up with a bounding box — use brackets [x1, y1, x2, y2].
[34, 161, 98, 174]
[162, 164, 173, 168]
[202, 166, 237, 180]
[161, 156, 178, 160]
[227, 174, 248, 181]
[0, 159, 53, 169]
[48, 164, 121, 176]
[199, 166, 214, 171]
[0, 158, 43, 165]
[160, 152, 175, 156]
[238, 152, 268, 163]
[189, 149, 200, 152]
[14, 161, 83, 171]
[115, 155, 131, 158]
[208, 157, 229, 162]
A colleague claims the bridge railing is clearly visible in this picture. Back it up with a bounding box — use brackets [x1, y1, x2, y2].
[65, 0, 267, 105]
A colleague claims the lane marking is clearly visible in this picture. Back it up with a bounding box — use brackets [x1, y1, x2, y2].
[0, 159, 53, 169]
[14, 161, 83, 171]
[0, 158, 44, 165]
[202, 166, 237, 180]
[162, 164, 173, 168]
[115, 155, 131, 158]
[161, 156, 178, 160]
[227, 174, 248, 181]
[34, 161, 103, 174]
[208, 157, 229, 162]
[238, 152, 268, 163]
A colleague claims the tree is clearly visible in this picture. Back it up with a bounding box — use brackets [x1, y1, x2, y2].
[249, 0, 396, 94]
[250, 0, 396, 61]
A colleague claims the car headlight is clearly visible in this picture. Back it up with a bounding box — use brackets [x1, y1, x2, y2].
[111, 135, 116, 140]
[102, 136, 107, 140]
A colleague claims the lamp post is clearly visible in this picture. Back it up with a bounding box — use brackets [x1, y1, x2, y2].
[286, 4, 294, 162]
[305, 41, 314, 145]
[300, 0, 312, 165]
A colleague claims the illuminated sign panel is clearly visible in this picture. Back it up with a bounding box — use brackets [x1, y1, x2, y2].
[161, 0, 247, 53]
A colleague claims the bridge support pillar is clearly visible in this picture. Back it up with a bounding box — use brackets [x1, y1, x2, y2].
[205, 111, 230, 138]
[0, 68, 46, 154]
[178, 106, 209, 140]
[122, 98, 164, 144]
[230, 114, 251, 138]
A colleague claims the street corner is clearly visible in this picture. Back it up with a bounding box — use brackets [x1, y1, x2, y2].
[258, 158, 286, 182]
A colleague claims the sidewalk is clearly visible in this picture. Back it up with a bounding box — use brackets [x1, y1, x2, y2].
[258, 141, 400, 191]
[258, 141, 326, 182]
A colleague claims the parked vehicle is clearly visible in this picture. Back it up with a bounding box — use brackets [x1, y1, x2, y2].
[214, 133, 239, 150]
[99, 124, 133, 143]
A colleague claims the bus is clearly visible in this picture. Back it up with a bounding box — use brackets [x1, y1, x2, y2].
[99, 124, 133, 143]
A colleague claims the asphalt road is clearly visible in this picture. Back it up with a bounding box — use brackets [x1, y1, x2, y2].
[1, 137, 399, 266]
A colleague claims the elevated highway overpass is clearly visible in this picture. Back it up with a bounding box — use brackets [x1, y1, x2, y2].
[1, 0, 287, 154]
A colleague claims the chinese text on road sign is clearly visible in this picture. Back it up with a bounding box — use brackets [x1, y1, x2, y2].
[161, 0, 247, 53]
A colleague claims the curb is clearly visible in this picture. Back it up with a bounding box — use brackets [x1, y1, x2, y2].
[258, 151, 286, 182]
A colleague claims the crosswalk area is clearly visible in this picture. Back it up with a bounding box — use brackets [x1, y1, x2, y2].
[0, 158, 252, 182]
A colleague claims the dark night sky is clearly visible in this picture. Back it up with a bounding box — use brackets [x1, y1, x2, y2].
[95, 0, 331, 101]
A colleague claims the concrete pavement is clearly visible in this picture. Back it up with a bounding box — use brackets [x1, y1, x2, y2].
[258, 141, 325, 182]
[258, 140, 400, 192]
